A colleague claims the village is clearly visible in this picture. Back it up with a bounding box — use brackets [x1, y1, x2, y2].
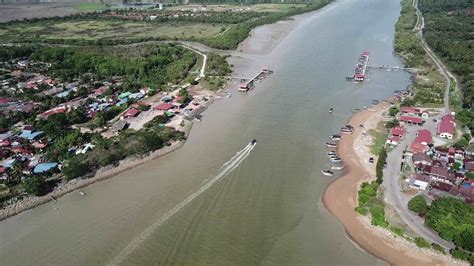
[382, 105, 474, 204]
[0, 56, 216, 201]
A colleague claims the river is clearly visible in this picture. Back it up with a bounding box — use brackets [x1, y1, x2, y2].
[0, 0, 411, 264]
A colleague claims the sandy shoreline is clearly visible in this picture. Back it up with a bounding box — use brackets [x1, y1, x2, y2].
[322, 102, 464, 265]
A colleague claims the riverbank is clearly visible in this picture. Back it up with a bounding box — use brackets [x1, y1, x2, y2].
[323, 102, 465, 265]
[0, 5, 330, 221]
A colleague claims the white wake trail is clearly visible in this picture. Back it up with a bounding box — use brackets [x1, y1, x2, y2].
[108, 143, 256, 265]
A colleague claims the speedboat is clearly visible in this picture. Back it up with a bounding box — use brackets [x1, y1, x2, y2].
[330, 157, 342, 163]
[331, 165, 344, 170]
[251, 139, 257, 145]
[325, 142, 338, 148]
[321, 170, 334, 176]
[330, 134, 341, 141]
[329, 108, 334, 113]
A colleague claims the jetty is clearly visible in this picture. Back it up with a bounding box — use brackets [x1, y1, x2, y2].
[346, 51, 369, 82]
[238, 68, 273, 92]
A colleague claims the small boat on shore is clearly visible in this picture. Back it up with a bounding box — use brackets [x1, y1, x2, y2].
[325, 142, 338, 148]
[330, 134, 341, 141]
[330, 157, 342, 163]
[327, 151, 337, 157]
[321, 170, 334, 176]
[331, 165, 344, 170]
[79, 190, 86, 196]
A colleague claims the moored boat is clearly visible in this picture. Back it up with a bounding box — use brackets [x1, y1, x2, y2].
[325, 142, 338, 148]
[327, 151, 337, 157]
[321, 170, 334, 176]
[330, 157, 342, 163]
[330, 134, 341, 141]
[331, 165, 344, 170]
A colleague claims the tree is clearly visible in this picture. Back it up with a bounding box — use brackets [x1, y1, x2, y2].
[408, 195, 429, 216]
[10, 160, 24, 184]
[375, 147, 387, 184]
[389, 107, 399, 117]
[62, 155, 90, 180]
[385, 119, 400, 129]
[22, 175, 45, 196]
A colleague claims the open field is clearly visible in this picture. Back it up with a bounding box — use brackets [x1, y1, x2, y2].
[0, 20, 225, 42]
[74, 2, 107, 11]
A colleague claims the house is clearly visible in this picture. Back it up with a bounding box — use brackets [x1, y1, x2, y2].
[431, 181, 453, 192]
[415, 129, 432, 145]
[0, 139, 11, 147]
[413, 153, 432, 166]
[390, 126, 405, 137]
[409, 173, 430, 190]
[464, 159, 474, 172]
[400, 116, 424, 125]
[430, 166, 455, 183]
[410, 141, 429, 154]
[94, 86, 108, 97]
[19, 129, 44, 141]
[154, 103, 174, 111]
[123, 108, 141, 118]
[38, 106, 67, 120]
[386, 136, 400, 146]
[112, 120, 128, 132]
[33, 162, 58, 174]
[437, 114, 455, 139]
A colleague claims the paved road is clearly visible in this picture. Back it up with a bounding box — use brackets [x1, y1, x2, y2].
[383, 112, 454, 249]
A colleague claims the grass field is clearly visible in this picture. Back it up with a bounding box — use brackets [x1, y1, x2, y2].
[0, 20, 224, 42]
[74, 3, 107, 11]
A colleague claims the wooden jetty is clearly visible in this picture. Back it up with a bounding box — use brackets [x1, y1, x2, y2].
[239, 69, 273, 92]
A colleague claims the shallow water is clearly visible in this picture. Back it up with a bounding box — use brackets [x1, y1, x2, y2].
[0, 0, 411, 264]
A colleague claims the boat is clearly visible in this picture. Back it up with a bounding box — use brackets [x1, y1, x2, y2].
[330, 134, 341, 141]
[331, 165, 344, 170]
[327, 151, 337, 157]
[321, 170, 334, 176]
[372, 99, 379, 105]
[330, 157, 342, 163]
[329, 108, 334, 113]
[79, 190, 86, 196]
[325, 142, 338, 148]
[251, 139, 257, 145]
[341, 127, 353, 134]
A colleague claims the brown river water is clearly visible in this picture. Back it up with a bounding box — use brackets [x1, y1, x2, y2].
[0, 0, 411, 264]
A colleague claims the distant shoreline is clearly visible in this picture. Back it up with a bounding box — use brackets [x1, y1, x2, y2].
[0, 5, 330, 222]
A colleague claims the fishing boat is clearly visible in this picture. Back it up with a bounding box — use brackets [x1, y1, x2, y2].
[325, 142, 338, 148]
[330, 157, 342, 163]
[329, 108, 334, 113]
[321, 170, 334, 176]
[79, 190, 86, 196]
[341, 127, 353, 134]
[331, 165, 345, 170]
[327, 151, 337, 157]
[330, 134, 341, 141]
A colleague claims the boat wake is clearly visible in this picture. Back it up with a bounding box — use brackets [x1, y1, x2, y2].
[108, 142, 256, 265]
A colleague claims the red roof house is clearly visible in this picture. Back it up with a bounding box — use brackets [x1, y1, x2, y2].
[415, 129, 432, 145]
[154, 103, 174, 111]
[390, 126, 405, 137]
[38, 106, 67, 120]
[400, 116, 424, 125]
[123, 108, 141, 118]
[401, 107, 422, 115]
[437, 114, 455, 139]
[386, 135, 400, 145]
[410, 142, 429, 154]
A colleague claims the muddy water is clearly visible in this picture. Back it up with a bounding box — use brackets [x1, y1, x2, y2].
[0, 0, 411, 264]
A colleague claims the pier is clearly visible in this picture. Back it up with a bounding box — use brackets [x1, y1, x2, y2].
[368, 65, 418, 71]
[238, 69, 273, 92]
[346, 51, 369, 81]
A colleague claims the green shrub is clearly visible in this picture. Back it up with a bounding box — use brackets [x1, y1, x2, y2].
[408, 195, 429, 216]
[414, 237, 431, 248]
